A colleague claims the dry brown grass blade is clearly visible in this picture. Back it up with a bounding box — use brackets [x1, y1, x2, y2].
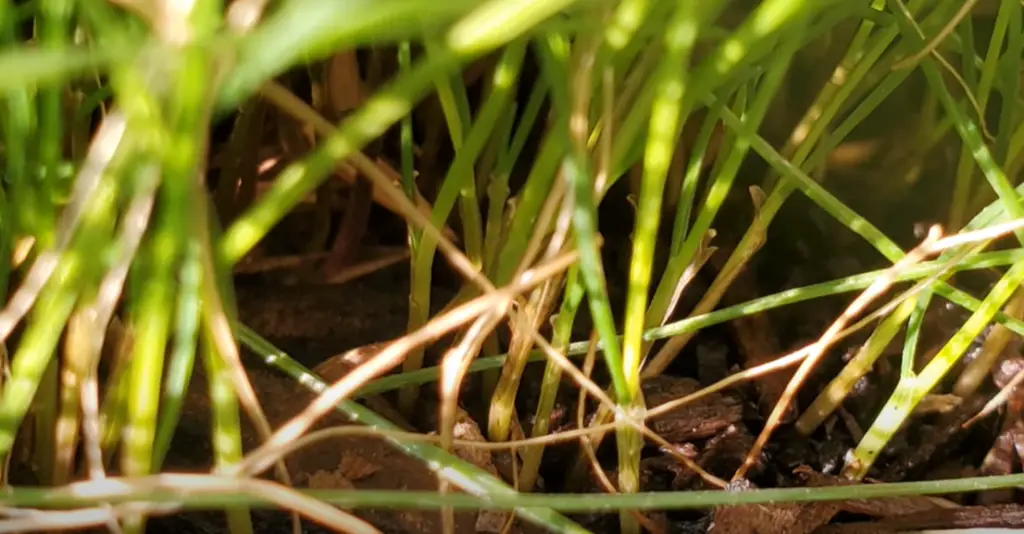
[733, 218, 1024, 480]
[0, 113, 128, 344]
[439, 309, 507, 534]
[234, 248, 580, 478]
[733, 226, 944, 480]
[258, 83, 458, 244]
[966, 364, 1024, 428]
[891, 0, 983, 71]
[0, 474, 381, 534]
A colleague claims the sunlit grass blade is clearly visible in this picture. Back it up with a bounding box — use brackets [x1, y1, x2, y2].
[152, 239, 202, 468]
[0, 172, 118, 459]
[353, 247, 1024, 397]
[642, 26, 802, 376]
[615, 1, 714, 529]
[219, 0, 477, 108]
[400, 42, 526, 414]
[845, 257, 1024, 479]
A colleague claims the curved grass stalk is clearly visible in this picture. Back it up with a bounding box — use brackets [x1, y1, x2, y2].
[438, 310, 506, 534]
[235, 326, 589, 533]
[517, 266, 585, 490]
[350, 247, 1024, 398]
[487, 277, 560, 442]
[898, 290, 935, 381]
[845, 258, 1024, 479]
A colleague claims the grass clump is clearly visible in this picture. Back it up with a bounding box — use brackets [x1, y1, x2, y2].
[1, 0, 1024, 533]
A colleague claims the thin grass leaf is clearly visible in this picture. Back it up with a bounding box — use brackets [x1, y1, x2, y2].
[401, 42, 527, 413]
[235, 325, 589, 533]
[219, 0, 476, 108]
[846, 258, 1024, 479]
[5, 471, 1024, 512]
[220, 52, 459, 264]
[152, 239, 202, 468]
[0, 173, 118, 457]
[354, 247, 1024, 397]
[201, 333, 254, 534]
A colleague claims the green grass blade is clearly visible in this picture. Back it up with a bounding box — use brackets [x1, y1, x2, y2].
[400, 42, 527, 413]
[235, 325, 589, 533]
[220, 52, 459, 264]
[351, 247, 1024, 397]
[219, 0, 475, 108]
[152, 239, 202, 468]
[846, 258, 1024, 479]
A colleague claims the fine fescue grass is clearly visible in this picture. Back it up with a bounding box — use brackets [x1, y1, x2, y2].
[1, 0, 1023, 533]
